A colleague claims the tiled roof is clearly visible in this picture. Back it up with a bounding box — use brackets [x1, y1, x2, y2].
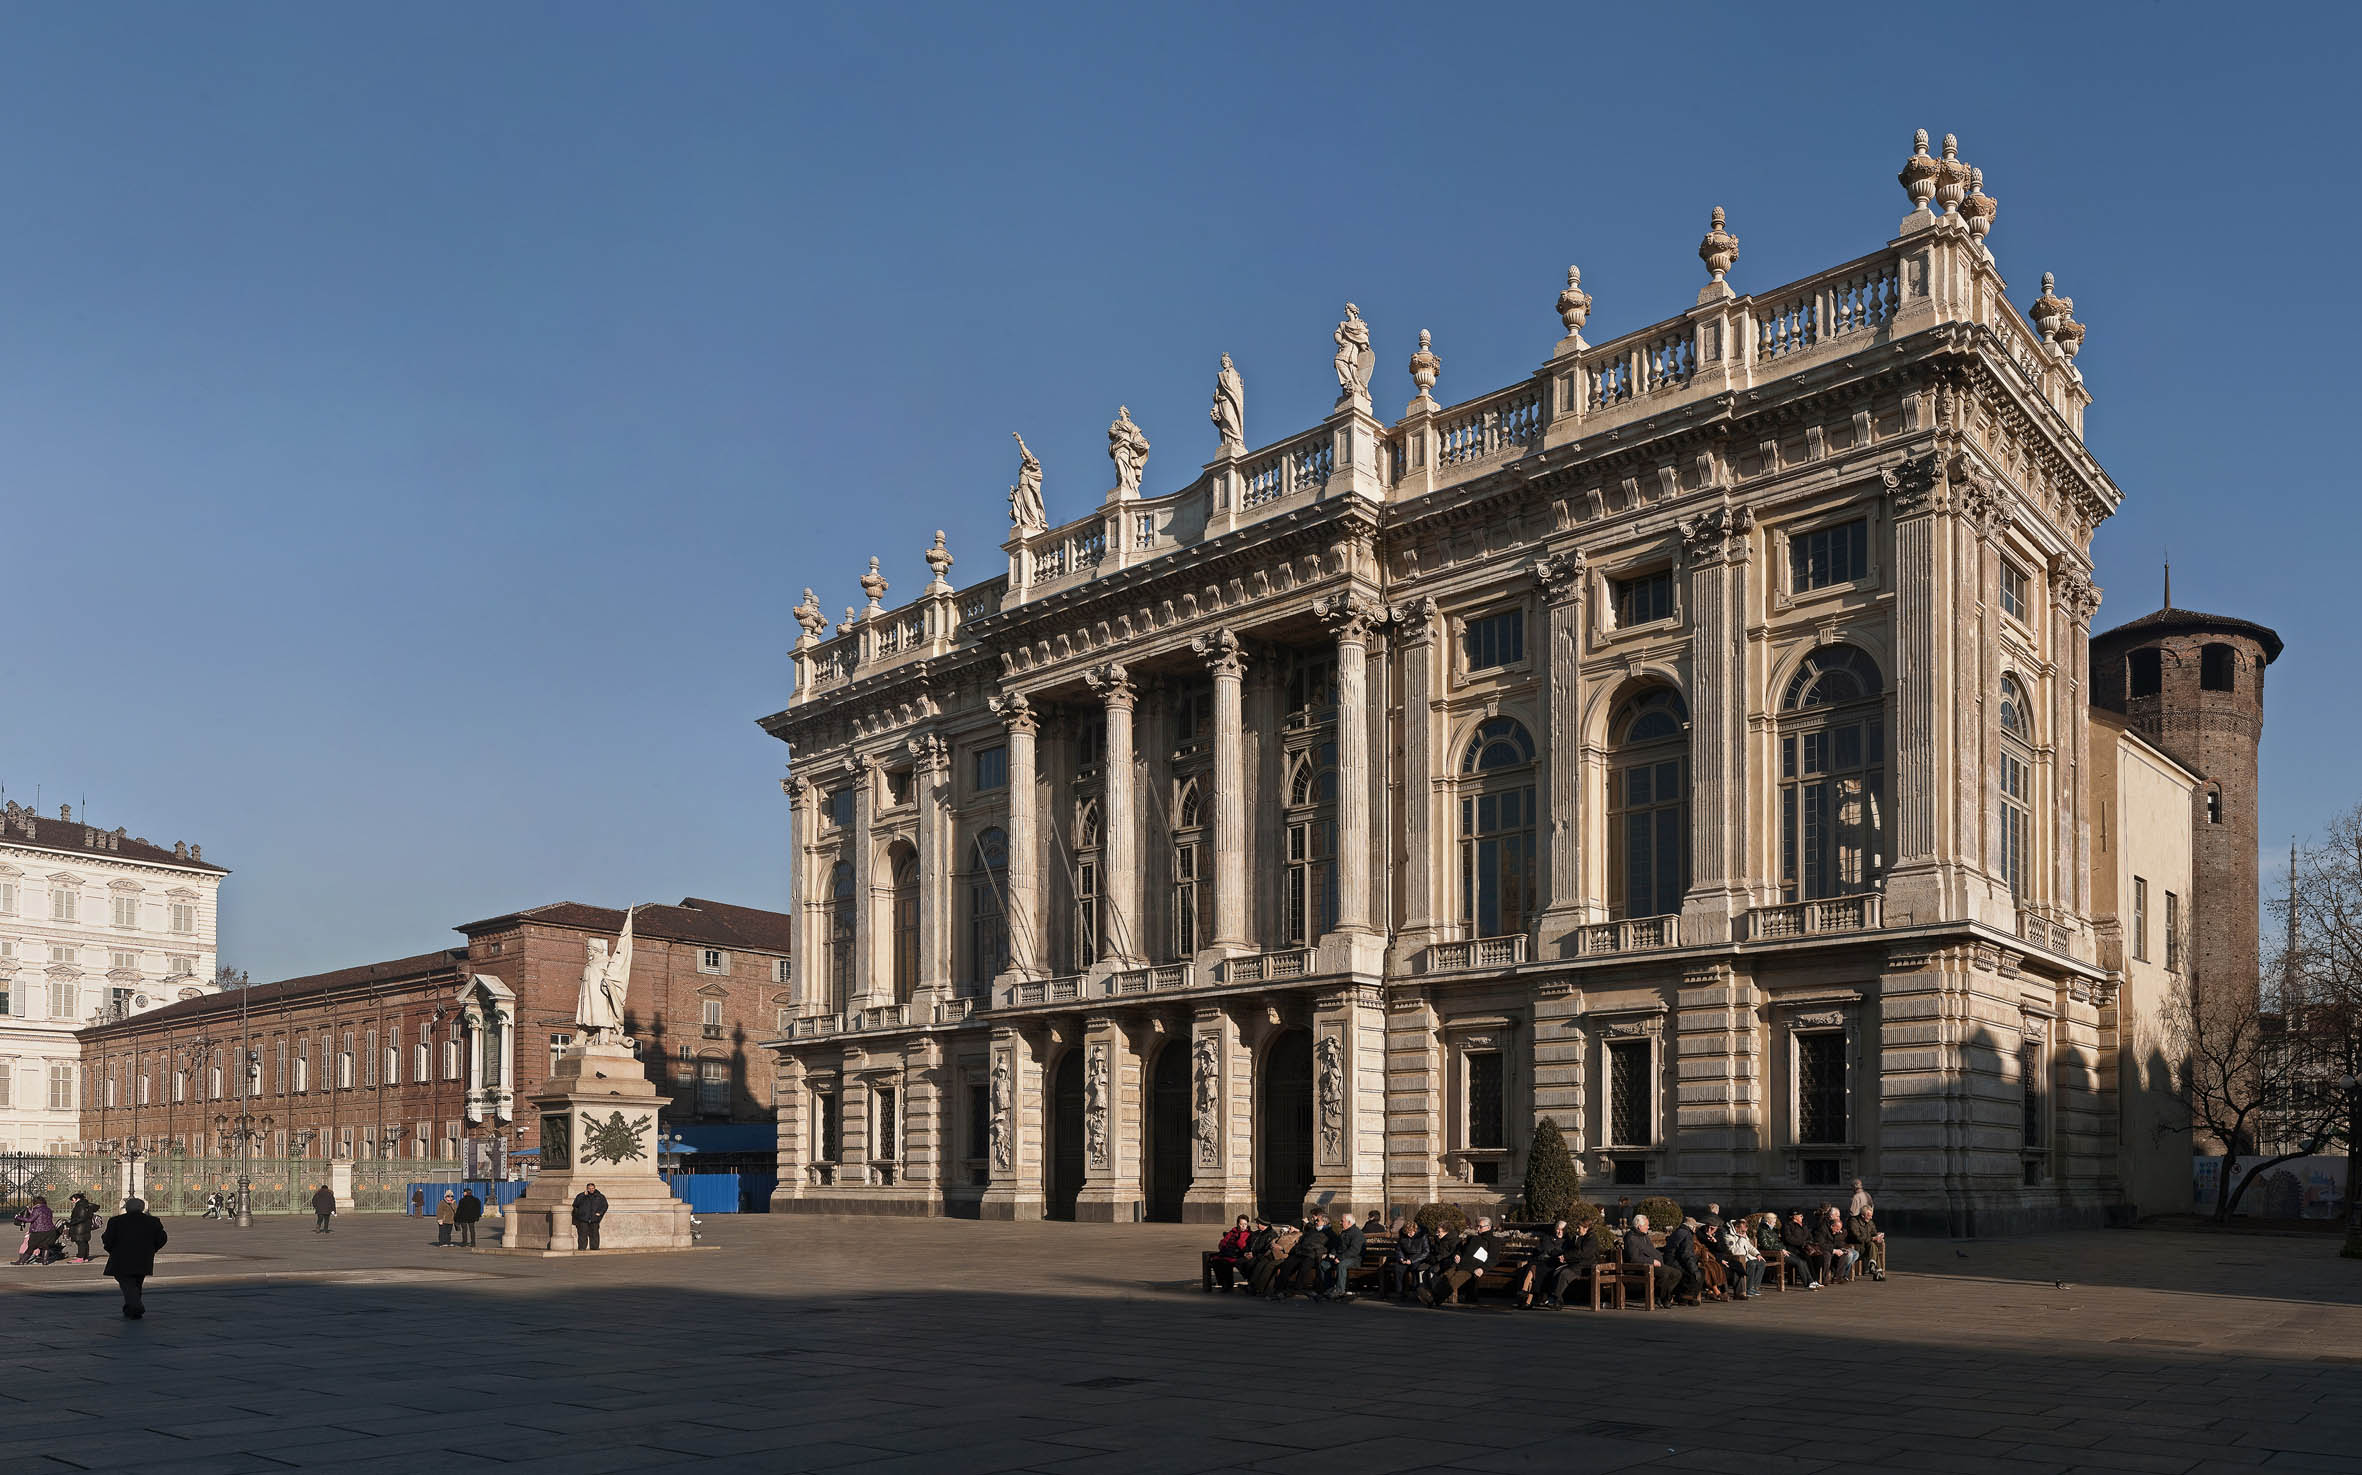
[2091, 606, 2284, 663]
[456, 896, 793, 956]
[0, 805, 227, 873]
[78, 948, 466, 1036]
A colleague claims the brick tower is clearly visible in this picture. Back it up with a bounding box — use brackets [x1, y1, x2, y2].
[2089, 583, 2282, 1004]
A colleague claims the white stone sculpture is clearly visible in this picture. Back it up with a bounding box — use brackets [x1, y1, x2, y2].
[988, 1053, 1014, 1170]
[1084, 1043, 1110, 1168]
[1009, 433, 1046, 532]
[1557, 266, 1592, 343]
[1192, 1035, 1219, 1166]
[1333, 303, 1373, 400]
[1315, 1032, 1344, 1162]
[1107, 405, 1150, 498]
[924, 530, 954, 592]
[792, 588, 827, 643]
[573, 907, 635, 1044]
[1209, 354, 1245, 452]
[1407, 329, 1440, 399]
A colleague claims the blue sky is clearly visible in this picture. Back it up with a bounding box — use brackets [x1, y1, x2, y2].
[3, 3, 2353, 981]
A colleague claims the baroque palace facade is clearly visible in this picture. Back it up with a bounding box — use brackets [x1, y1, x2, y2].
[763, 135, 2219, 1236]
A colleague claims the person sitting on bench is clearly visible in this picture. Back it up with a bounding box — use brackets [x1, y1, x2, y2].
[1622, 1212, 1680, 1305]
[1782, 1209, 1826, 1288]
[1664, 1216, 1706, 1304]
[1423, 1216, 1501, 1306]
[1280, 1211, 1331, 1299]
[1247, 1219, 1292, 1297]
[1514, 1218, 1571, 1309]
[1721, 1214, 1769, 1298]
[1816, 1205, 1858, 1282]
[1382, 1219, 1431, 1299]
[1848, 1203, 1888, 1281]
[1209, 1215, 1253, 1291]
[1321, 1209, 1366, 1300]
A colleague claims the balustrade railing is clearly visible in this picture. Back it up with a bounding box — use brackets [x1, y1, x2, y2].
[1426, 934, 1529, 973]
[1111, 962, 1196, 995]
[1746, 893, 1882, 941]
[1240, 429, 1335, 510]
[1574, 915, 1682, 956]
[1641, 329, 1695, 392]
[1223, 948, 1316, 984]
[1587, 355, 1632, 410]
[1433, 385, 1543, 468]
[933, 997, 976, 1025]
[2015, 907, 2071, 954]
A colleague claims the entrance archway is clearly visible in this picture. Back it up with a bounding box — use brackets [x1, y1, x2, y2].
[1258, 1029, 1314, 1223]
[1047, 1048, 1085, 1221]
[1146, 1040, 1192, 1222]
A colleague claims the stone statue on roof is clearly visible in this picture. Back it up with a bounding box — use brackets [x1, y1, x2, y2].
[1210, 354, 1245, 452]
[1107, 406, 1150, 499]
[1008, 432, 1046, 532]
[1333, 303, 1373, 400]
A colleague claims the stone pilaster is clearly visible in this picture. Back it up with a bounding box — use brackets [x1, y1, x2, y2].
[1191, 630, 1252, 955]
[1390, 598, 1440, 968]
[1181, 1005, 1252, 1222]
[770, 1051, 811, 1204]
[1308, 983, 1387, 1215]
[1074, 1013, 1144, 1221]
[1383, 985, 1441, 1212]
[911, 735, 953, 1000]
[978, 1024, 1045, 1220]
[990, 693, 1041, 984]
[1532, 555, 1588, 952]
[1672, 962, 1750, 1182]
[850, 755, 880, 1007]
[1679, 504, 1753, 938]
[1085, 663, 1143, 966]
[1313, 593, 1386, 976]
[1882, 454, 1953, 926]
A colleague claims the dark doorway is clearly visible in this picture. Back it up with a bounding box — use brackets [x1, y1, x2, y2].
[1258, 1029, 1314, 1223]
[1048, 1048, 1085, 1221]
[1146, 1040, 1193, 1222]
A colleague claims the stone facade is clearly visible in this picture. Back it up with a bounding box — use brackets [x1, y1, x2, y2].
[0, 803, 226, 1151]
[77, 897, 791, 1163]
[760, 140, 2234, 1235]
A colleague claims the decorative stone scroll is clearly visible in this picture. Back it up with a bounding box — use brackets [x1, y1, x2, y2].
[1680, 504, 1756, 565]
[1189, 627, 1249, 679]
[989, 689, 1038, 734]
[1881, 454, 1943, 517]
[1314, 1032, 1345, 1165]
[1311, 590, 1383, 642]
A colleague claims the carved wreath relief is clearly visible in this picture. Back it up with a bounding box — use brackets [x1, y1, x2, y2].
[1315, 1032, 1345, 1165]
[1191, 1034, 1220, 1168]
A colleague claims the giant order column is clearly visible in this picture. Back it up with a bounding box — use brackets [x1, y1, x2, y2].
[1531, 553, 1589, 953]
[1314, 593, 1385, 976]
[910, 734, 953, 1003]
[1085, 662, 1142, 967]
[1390, 598, 1440, 969]
[850, 755, 880, 1008]
[989, 693, 1041, 984]
[1189, 630, 1251, 954]
[1679, 503, 1753, 939]
[1882, 453, 1953, 925]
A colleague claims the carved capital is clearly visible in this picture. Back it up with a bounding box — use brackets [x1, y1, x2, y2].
[2050, 559, 2100, 626]
[989, 690, 1038, 735]
[1680, 505, 1756, 565]
[1532, 550, 1586, 603]
[1190, 627, 1251, 680]
[1882, 454, 1943, 518]
[1388, 596, 1440, 646]
[1083, 660, 1136, 708]
[905, 732, 950, 773]
[1311, 590, 1383, 644]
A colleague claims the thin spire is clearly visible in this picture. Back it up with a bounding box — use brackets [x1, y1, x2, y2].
[2163, 549, 2173, 611]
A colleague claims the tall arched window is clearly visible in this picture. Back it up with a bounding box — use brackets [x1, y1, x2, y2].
[1171, 778, 1204, 958]
[967, 827, 1009, 987]
[1778, 645, 1885, 901]
[1998, 674, 2034, 898]
[1607, 688, 1689, 919]
[1284, 742, 1338, 944]
[1074, 799, 1103, 968]
[1460, 717, 1538, 937]
[889, 844, 919, 1003]
[828, 860, 855, 1011]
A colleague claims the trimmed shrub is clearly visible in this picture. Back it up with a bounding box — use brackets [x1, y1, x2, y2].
[1635, 1195, 1683, 1230]
[1413, 1201, 1470, 1236]
[1520, 1118, 1582, 1225]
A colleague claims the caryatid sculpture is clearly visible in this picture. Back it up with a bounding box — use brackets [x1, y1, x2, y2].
[1209, 354, 1245, 452]
[1008, 432, 1046, 532]
[1107, 405, 1150, 499]
[1333, 302, 1373, 400]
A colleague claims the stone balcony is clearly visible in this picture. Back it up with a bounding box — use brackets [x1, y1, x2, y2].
[1742, 893, 1883, 942]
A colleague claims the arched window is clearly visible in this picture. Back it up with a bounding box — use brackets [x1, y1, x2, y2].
[1171, 778, 1204, 958]
[828, 860, 855, 1011]
[1460, 718, 1538, 937]
[2206, 789, 2222, 826]
[1074, 799, 1103, 967]
[1608, 689, 1689, 919]
[1778, 646, 1885, 902]
[967, 828, 1009, 986]
[889, 844, 919, 1004]
[1998, 674, 2034, 899]
[1284, 742, 1338, 944]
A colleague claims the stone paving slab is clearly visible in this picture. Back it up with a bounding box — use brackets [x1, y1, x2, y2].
[2, 1214, 2358, 1472]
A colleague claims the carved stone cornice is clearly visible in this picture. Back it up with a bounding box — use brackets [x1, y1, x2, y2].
[1189, 627, 1250, 680]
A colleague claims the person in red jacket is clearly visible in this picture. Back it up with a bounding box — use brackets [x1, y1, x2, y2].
[1209, 1215, 1253, 1291]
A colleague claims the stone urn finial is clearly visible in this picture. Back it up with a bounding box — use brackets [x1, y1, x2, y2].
[1408, 329, 1441, 398]
[1959, 166, 1996, 245]
[841, 605, 859, 636]
[2030, 272, 2072, 340]
[1899, 128, 1939, 212]
[1935, 133, 1971, 212]
[859, 556, 889, 612]
[1698, 206, 1740, 283]
[1556, 265, 1592, 340]
[792, 587, 827, 644]
[924, 530, 954, 593]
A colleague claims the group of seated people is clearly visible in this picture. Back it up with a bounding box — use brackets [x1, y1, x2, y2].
[1206, 1194, 1887, 1309]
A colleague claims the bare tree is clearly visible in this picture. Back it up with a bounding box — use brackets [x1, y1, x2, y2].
[2285, 805, 2362, 1256]
[214, 965, 250, 991]
[2157, 965, 2340, 1222]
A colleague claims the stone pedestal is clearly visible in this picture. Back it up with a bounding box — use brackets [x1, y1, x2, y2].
[498, 1041, 693, 1253]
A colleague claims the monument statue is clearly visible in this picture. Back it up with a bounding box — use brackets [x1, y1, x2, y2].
[1209, 354, 1245, 452]
[1008, 433, 1046, 532]
[1107, 406, 1150, 498]
[573, 907, 635, 1045]
[1333, 303, 1373, 399]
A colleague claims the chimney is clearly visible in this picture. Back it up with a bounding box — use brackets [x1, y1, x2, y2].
[174, 841, 188, 860]
[58, 803, 70, 821]
[190, 844, 202, 862]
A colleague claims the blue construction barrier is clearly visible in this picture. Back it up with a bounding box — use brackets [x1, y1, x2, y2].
[402, 1180, 531, 1215]
[403, 1173, 775, 1215]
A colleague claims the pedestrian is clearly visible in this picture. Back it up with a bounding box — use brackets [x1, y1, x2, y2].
[311, 1183, 337, 1233]
[64, 1193, 98, 1263]
[11, 1197, 59, 1265]
[411, 1188, 426, 1218]
[101, 1196, 168, 1319]
[1849, 1178, 1874, 1219]
[454, 1189, 483, 1248]
[570, 1182, 608, 1250]
[434, 1191, 457, 1247]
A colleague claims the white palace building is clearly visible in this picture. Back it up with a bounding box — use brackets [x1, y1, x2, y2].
[759, 135, 2205, 1236]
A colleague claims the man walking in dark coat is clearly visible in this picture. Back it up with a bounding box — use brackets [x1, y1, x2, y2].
[570, 1183, 608, 1250]
[101, 1197, 168, 1319]
[311, 1184, 337, 1233]
[454, 1190, 483, 1248]
[64, 1193, 99, 1263]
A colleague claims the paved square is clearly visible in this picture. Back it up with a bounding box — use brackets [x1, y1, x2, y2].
[4, 1216, 2359, 1473]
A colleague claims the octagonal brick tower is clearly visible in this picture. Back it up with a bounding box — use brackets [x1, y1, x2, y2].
[2089, 596, 2283, 1006]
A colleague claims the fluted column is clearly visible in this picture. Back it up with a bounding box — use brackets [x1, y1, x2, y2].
[910, 734, 953, 1001]
[1532, 553, 1588, 952]
[1313, 594, 1381, 934]
[1883, 453, 1951, 926]
[1085, 662, 1142, 965]
[990, 693, 1041, 982]
[1190, 630, 1251, 952]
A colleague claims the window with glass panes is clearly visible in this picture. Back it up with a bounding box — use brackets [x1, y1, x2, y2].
[1998, 676, 2033, 898]
[1462, 610, 1525, 671]
[967, 827, 1009, 984]
[1464, 1050, 1504, 1150]
[873, 1086, 898, 1160]
[2166, 892, 2182, 972]
[1606, 689, 1689, 919]
[972, 744, 1008, 792]
[1607, 1038, 1653, 1146]
[1796, 1032, 1848, 1143]
[698, 1059, 728, 1114]
[1789, 517, 1868, 592]
[112, 895, 139, 928]
[829, 860, 856, 1009]
[1778, 646, 1886, 901]
[1283, 743, 1338, 944]
[1073, 800, 1103, 967]
[2021, 1039, 2046, 1152]
[2000, 560, 2030, 621]
[1612, 567, 1675, 628]
[1459, 719, 1537, 937]
[815, 1090, 842, 1162]
[1171, 779, 1204, 957]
